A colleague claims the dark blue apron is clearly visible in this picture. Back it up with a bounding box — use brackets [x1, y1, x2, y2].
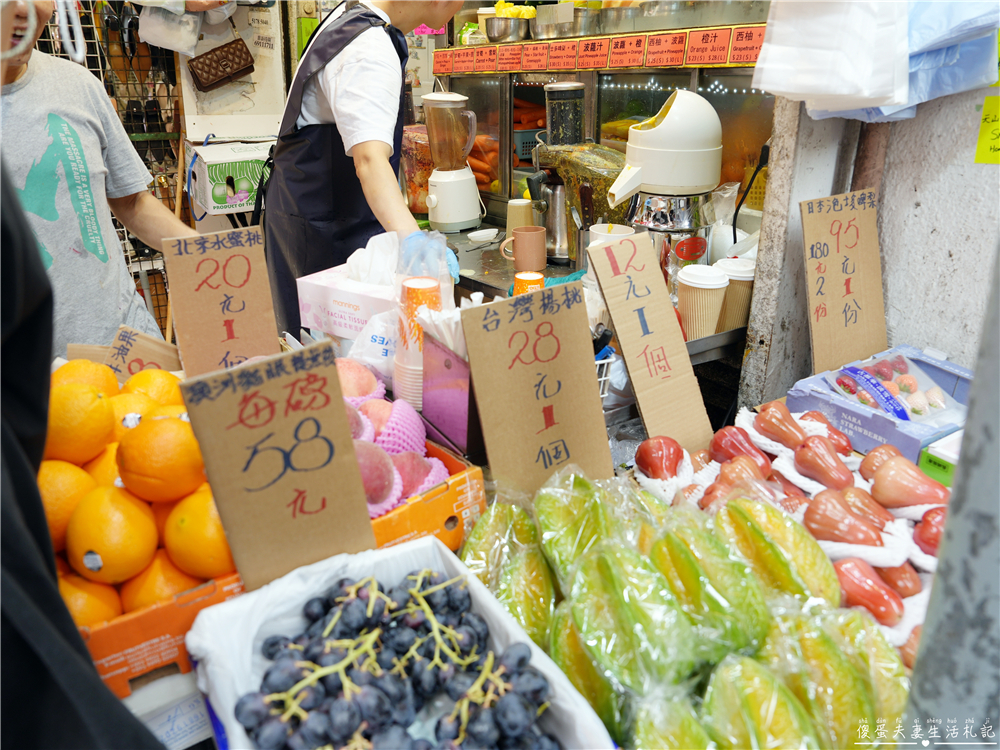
[264, 3, 408, 333]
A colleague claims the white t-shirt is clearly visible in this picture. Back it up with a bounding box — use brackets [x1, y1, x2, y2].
[294, 1, 403, 157]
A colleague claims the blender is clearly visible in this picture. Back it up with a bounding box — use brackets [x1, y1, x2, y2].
[607, 90, 722, 303]
[422, 92, 482, 233]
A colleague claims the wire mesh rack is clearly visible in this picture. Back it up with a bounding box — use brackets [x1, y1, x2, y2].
[38, 0, 190, 337]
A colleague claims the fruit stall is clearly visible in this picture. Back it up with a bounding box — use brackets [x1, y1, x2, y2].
[28, 2, 999, 750]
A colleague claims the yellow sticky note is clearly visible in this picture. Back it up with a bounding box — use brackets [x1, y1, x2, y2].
[993, 33, 999, 86]
[974, 96, 1000, 164]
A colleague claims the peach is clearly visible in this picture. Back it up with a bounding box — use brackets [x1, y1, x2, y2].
[344, 401, 364, 439]
[353, 440, 394, 505]
[359, 399, 393, 439]
[392, 452, 432, 498]
[335, 358, 377, 398]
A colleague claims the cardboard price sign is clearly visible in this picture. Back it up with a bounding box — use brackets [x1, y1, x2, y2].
[103, 326, 182, 383]
[180, 342, 375, 591]
[163, 227, 280, 377]
[461, 282, 612, 494]
[67, 344, 111, 363]
[589, 234, 714, 452]
[800, 189, 888, 374]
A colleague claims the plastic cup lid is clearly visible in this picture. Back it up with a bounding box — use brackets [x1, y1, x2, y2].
[509, 198, 531, 206]
[677, 264, 729, 289]
[713, 257, 756, 281]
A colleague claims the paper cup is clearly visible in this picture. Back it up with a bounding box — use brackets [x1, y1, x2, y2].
[587, 223, 634, 247]
[677, 265, 728, 340]
[506, 198, 535, 235]
[398, 277, 441, 361]
[513, 271, 545, 295]
[714, 258, 756, 333]
[393, 360, 423, 412]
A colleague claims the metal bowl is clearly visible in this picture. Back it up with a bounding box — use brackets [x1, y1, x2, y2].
[599, 6, 640, 33]
[529, 18, 575, 39]
[484, 16, 529, 43]
[573, 7, 601, 35]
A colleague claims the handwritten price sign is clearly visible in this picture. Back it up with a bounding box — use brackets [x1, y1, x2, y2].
[800, 189, 888, 373]
[163, 227, 280, 377]
[589, 234, 713, 452]
[103, 325, 182, 384]
[461, 282, 612, 493]
[180, 342, 374, 590]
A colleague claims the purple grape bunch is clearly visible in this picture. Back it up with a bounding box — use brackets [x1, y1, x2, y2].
[234, 570, 562, 750]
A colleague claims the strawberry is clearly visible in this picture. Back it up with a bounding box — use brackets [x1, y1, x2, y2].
[873, 360, 894, 381]
[861, 366, 880, 379]
[857, 389, 879, 408]
[889, 354, 909, 374]
[836, 375, 858, 395]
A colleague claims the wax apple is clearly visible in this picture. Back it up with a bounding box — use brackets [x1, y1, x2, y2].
[900, 625, 921, 669]
[834, 558, 904, 627]
[718, 456, 766, 487]
[874, 563, 922, 598]
[800, 411, 853, 456]
[794, 436, 853, 490]
[753, 401, 807, 450]
[770, 469, 806, 499]
[840, 487, 894, 530]
[913, 507, 946, 556]
[859, 444, 901, 482]
[804, 490, 883, 546]
[709, 427, 771, 478]
[690, 449, 712, 473]
[635, 436, 683, 481]
[871, 456, 949, 508]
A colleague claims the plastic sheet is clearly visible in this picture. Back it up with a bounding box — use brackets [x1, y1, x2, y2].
[631, 689, 712, 750]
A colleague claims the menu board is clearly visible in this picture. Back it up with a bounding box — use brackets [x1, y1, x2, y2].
[728, 26, 764, 64]
[685, 27, 733, 65]
[577, 37, 610, 68]
[800, 190, 888, 373]
[548, 40, 578, 70]
[645, 32, 687, 67]
[453, 48, 475, 73]
[474, 46, 498, 72]
[522, 42, 549, 70]
[498, 44, 523, 71]
[432, 49, 452, 75]
[609, 35, 646, 68]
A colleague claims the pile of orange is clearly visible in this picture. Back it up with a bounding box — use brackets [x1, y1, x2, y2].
[41, 360, 236, 628]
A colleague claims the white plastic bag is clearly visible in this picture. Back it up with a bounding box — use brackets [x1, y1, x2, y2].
[186, 537, 614, 750]
[136, 4, 202, 57]
[346, 231, 399, 287]
[349, 309, 397, 387]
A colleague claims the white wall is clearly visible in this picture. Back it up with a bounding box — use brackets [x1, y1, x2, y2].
[878, 87, 1000, 370]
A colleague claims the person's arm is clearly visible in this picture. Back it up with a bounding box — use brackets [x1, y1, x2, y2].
[107, 191, 199, 251]
[352, 140, 419, 237]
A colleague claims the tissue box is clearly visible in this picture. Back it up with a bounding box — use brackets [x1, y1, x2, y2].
[183, 140, 274, 216]
[296, 265, 395, 339]
[786, 344, 971, 463]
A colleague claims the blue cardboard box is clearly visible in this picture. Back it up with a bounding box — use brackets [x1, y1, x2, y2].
[785, 344, 971, 463]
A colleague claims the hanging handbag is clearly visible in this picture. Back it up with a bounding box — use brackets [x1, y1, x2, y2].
[186, 17, 254, 93]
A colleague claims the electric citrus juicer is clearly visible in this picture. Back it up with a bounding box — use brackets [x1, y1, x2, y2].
[421, 92, 482, 233]
[607, 90, 723, 303]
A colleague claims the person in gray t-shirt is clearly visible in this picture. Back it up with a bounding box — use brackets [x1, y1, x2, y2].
[1, 0, 198, 359]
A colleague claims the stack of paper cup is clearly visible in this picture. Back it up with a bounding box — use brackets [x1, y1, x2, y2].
[394, 276, 442, 411]
[714, 258, 756, 333]
[676, 265, 729, 340]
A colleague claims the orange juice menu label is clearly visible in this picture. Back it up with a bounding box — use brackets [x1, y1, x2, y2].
[522, 43, 549, 70]
[645, 32, 687, 67]
[548, 41, 578, 69]
[609, 35, 646, 68]
[577, 37, 610, 68]
[685, 28, 732, 65]
[498, 44, 523, 71]
[474, 46, 498, 72]
[728, 26, 765, 64]
[453, 48, 475, 73]
[432, 49, 452, 75]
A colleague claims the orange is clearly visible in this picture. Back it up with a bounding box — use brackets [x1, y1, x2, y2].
[37, 460, 98, 552]
[51, 359, 120, 398]
[164, 486, 236, 579]
[65, 486, 158, 584]
[82, 442, 120, 486]
[117, 417, 206, 503]
[120, 549, 205, 613]
[121, 370, 183, 406]
[54, 554, 72, 576]
[148, 404, 189, 420]
[44, 384, 115, 465]
[58, 573, 122, 627]
[108, 392, 158, 442]
[151, 500, 178, 544]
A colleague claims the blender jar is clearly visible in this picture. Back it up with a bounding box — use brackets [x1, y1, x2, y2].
[422, 92, 477, 171]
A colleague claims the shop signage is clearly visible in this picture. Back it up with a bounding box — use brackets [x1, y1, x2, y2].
[548, 40, 578, 70]
[474, 45, 498, 72]
[432, 49, 453, 75]
[800, 189, 888, 373]
[461, 282, 613, 494]
[453, 48, 476, 73]
[498, 44, 523, 71]
[609, 35, 646, 68]
[728, 26, 764, 65]
[577, 37, 611, 69]
[685, 27, 732, 65]
[588, 234, 714, 453]
[180, 342, 375, 591]
[645, 32, 687, 67]
[522, 42, 549, 71]
[163, 227, 281, 377]
[103, 325, 182, 384]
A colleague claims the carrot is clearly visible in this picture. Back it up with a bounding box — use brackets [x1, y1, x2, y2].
[473, 171, 491, 185]
[485, 149, 500, 168]
[468, 155, 491, 173]
[537, 119, 546, 128]
[512, 152, 520, 168]
[474, 134, 499, 152]
[513, 121, 538, 130]
[519, 109, 546, 124]
[514, 97, 537, 109]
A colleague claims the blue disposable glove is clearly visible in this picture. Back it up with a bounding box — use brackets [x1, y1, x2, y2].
[400, 230, 459, 283]
[445, 247, 460, 283]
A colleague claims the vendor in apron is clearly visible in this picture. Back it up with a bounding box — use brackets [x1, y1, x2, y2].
[264, 0, 462, 334]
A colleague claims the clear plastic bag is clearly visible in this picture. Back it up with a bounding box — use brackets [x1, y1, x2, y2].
[349, 310, 397, 386]
[136, 4, 202, 57]
[631, 688, 713, 750]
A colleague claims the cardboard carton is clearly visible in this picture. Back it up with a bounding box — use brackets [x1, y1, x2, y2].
[183, 140, 274, 216]
[296, 265, 395, 340]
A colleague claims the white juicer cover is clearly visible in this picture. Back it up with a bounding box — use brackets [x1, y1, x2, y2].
[607, 90, 723, 207]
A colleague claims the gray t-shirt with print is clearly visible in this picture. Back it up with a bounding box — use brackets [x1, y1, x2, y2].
[1, 52, 162, 358]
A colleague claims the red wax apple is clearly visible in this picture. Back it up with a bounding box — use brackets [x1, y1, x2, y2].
[859, 444, 902, 482]
[871, 456, 950, 508]
[913, 507, 946, 556]
[800, 411, 853, 456]
[804, 490, 883, 546]
[635, 436, 684, 481]
[709, 426, 771, 478]
[794, 436, 854, 490]
[754, 401, 808, 450]
[834, 558, 905, 626]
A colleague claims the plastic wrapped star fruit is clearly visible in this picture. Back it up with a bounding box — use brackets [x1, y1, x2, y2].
[819, 609, 910, 727]
[715, 497, 841, 605]
[460, 501, 555, 648]
[631, 689, 713, 750]
[702, 655, 822, 750]
[570, 544, 696, 694]
[649, 522, 770, 664]
[550, 600, 628, 745]
[758, 612, 876, 749]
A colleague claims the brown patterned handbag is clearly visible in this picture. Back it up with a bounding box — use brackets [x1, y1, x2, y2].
[187, 18, 254, 92]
